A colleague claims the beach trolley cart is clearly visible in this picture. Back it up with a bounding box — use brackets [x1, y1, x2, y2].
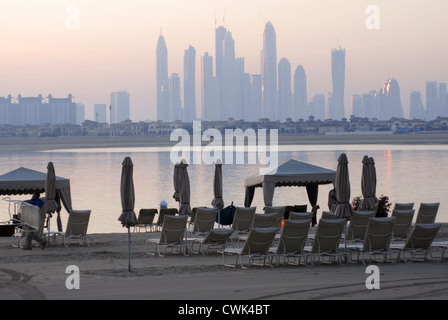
[216, 202, 236, 228]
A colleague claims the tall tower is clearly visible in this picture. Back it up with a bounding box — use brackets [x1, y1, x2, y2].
[329, 47, 346, 120]
[156, 30, 169, 121]
[201, 52, 214, 120]
[294, 65, 307, 120]
[278, 58, 292, 121]
[262, 21, 277, 120]
[110, 90, 130, 123]
[222, 31, 236, 120]
[215, 25, 227, 120]
[183, 45, 196, 122]
[169, 73, 181, 121]
[410, 91, 425, 120]
[377, 78, 403, 120]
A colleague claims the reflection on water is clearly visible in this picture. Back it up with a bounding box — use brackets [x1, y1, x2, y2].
[1, 145, 447, 234]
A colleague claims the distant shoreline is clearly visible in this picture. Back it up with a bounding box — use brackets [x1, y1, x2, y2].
[1, 132, 448, 152]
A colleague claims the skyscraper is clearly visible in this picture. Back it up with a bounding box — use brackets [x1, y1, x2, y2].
[183, 45, 196, 122]
[169, 73, 182, 121]
[75, 103, 85, 125]
[278, 58, 292, 121]
[215, 25, 227, 120]
[222, 32, 236, 120]
[329, 47, 346, 120]
[351, 95, 363, 117]
[262, 22, 277, 120]
[426, 81, 448, 120]
[94, 104, 107, 123]
[294, 65, 307, 120]
[426, 81, 438, 120]
[110, 90, 130, 123]
[201, 52, 215, 120]
[156, 31, 169, 121]
[250, 74, 262, 121]
[377, 78, 403, 120]
[310, 94, 326, 121]
[410, 91, 425, 120]
[438, 83, 448, 117]
[362, 91, 377, 120]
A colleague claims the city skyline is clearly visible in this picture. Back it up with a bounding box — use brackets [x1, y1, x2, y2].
[0, 1, 447, 121]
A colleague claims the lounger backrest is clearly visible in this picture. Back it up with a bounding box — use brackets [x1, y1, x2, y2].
[159, 215, 188, 245]
[193, 208, 217, 234]
[66, 210, 91, 237]
[241, 227, 278, 255]
[416, 203, 440, 224]
[203, 228, 234, 244]
[231, 207, 256, 232]
[393, 203, 414, 211]
[346, 211, 375, 241]
[404, 223, 441, 250]
[312, 219, 346, 253]
[363, 217, 395, 251]
[289, 212, 314, 221]
[264, 206, 286, 216]
[156, 208, 178, 226]
[137, 209, 158, 225]
[252, 212, 283, 229]
[277, 219, 310, 254]
[391, 209, 415, 238]
[320, 211, 339, 221]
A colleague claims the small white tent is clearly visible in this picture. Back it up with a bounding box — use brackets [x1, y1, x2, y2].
[244, 159, 336, 209]
[0, 167, 73, 213]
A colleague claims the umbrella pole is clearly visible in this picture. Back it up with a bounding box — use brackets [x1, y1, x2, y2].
[127, 227, 131, 272]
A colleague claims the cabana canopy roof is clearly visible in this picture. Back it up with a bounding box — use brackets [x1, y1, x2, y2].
[0, 167, 72, 213]
[245, 159, 336, 189]
[244, 159, 336, 209]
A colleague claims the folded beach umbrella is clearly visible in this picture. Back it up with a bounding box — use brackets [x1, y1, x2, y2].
[118, 156, 137, 272]
[172, 163, 181, 202]
[359, 156, 377, 211]
[333, 153, 353, 219]
[178, 160, 192, 215]
[211, 160, 224, 209]
[369, 157, 377, 204]
[44, 162, 61, 231]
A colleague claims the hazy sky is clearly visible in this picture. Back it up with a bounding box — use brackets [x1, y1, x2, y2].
[1, 0, 447, 121]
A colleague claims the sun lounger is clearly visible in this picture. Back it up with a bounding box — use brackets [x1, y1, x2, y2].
[393, 203, 414, 211]
[188, 207, 217, 237]
[269, 219, 311, 266]
[289, 212, 314, 221]
[134, 209, 158, 233]
[304, 218, 347, 265]
[230, 207, 256, 240]
[415, 203, 440, 224]
[62, 210, 92, 247]
[345, 217, 397, 264]
[390, 223, 442, 262]
[345, 210, 376, 244]
[155, 208, 178, 231]
[191, 228, 234, 255]
[237, 211, 283, 243]
[222, 227, 278, 269]
[146, 215, 188, 257]
[391, 209, 415, 242]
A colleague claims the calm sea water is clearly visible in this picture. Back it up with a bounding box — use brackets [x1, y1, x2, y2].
[1, 144, 447, 234]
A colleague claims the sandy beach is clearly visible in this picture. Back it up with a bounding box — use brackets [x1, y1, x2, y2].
[1, 133, 448, 302]
[0, 230, 447, 301]
[1, 132, 448, 152]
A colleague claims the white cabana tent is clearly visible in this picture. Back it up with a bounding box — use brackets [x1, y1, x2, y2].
[244, 159, 336, 211]
[0, 167, 73, 214]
